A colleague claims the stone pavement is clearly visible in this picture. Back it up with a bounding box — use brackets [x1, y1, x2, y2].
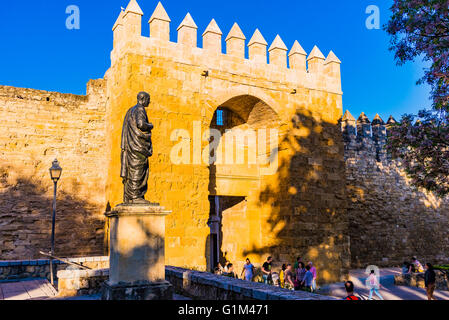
[319, 268, 449, 300]
[3, 272, 448, 301]
[0, 279, 191, 300]
[322, 282, 449, 300]
[51, 294, 191, 300]
[0, 279, 57, 300]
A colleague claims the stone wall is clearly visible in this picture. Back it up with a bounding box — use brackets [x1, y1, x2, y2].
[342, 112, 449, 268]
[0, 256, 109, 281]
[0, 80, 108, 260]
[55, 265, 335, 300]
[395, 272, 449, 291]
[57, 268, 109, 297]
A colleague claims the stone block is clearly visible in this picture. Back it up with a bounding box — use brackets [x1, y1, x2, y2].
[101, 281, 174, 301]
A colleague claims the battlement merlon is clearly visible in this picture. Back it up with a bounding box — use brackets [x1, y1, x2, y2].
[110, 0, 342, 95]
[341, 111, 399, 145]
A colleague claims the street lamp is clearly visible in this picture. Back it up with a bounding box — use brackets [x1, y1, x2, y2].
[49, 159, 62, 286]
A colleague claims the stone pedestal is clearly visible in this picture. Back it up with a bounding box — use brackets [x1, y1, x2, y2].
[102, 204, 174, 300]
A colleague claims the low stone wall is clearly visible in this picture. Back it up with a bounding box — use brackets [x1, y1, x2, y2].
[57, 268, 109, 297]
[166, 266, 335, 300]
[394, 272, 449, 291]
[55, 266, 336, 300]
[0, 256, 109, 281]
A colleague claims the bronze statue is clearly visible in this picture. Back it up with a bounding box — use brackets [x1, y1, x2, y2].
[120, 92, 154, 205]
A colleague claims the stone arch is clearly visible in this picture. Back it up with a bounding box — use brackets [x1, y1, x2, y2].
[205, 92, 283, 272]
[203, 87, 288, 128]
[207, 93, 282, 195]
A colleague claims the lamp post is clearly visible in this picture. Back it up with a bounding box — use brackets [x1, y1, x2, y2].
[49, 159, 62, 286]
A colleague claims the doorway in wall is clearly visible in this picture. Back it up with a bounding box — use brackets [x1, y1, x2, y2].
[208, 195, 246, 272]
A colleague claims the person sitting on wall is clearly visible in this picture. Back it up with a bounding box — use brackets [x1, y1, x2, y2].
[411, 257, 424, 273]
[213, 267, 221, 275]
[223, 263, 237, 278]
[271, 272, 280, 287]
[217, 262, 225, 274]
[402, 261, 411, 275]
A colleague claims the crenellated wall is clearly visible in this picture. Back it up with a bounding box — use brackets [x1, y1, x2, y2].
[109, 1, 343, 97]
[341, 111, 449, 268]
[2, 0, 446, 280]
[104, 0, 349, 284]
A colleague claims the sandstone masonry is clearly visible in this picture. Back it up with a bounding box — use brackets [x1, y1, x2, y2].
[342, 111, 449, 268]
[0, 80, 107, 260]
[1, 0, 447, 285]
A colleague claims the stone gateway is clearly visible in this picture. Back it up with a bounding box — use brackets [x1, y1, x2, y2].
[0, 0, 448, 286]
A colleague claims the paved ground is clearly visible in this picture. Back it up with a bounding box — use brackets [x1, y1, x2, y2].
[0, 279, 57, 300]
[319, 268, 449, 300]
[0, 279, 191, 300]
[324, 283, 449, 300]
[2, 269, 448, 301]
[349, 268, 402, 279]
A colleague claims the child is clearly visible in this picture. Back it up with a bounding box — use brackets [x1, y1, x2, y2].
[366, 270, 384, 300]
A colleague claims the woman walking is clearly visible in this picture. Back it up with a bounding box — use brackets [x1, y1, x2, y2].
[241, 258, 255, 282]
[366, 270, 384, 300]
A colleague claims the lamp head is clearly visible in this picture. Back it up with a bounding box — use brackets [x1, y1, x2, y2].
[49, 159, 62, 182]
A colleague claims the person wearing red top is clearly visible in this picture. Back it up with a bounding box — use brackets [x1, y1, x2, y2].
[343, 281, 360, 300]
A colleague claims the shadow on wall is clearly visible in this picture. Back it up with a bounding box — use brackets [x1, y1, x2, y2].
[344, 123, 449, 268]
[239, 109, 350, 285]
[0, 165, 106, 260]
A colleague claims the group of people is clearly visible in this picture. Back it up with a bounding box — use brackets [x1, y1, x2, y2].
[246, 256, 318, 292]
[214, 256, 318, 292]
[343, 256, 438, 301]
[402, 257, 438, 301]
[402, 256, 424, 274]
[214, 255, 439, 301]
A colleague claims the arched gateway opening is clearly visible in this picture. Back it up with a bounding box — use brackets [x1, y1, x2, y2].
[206, 95, 281, 271]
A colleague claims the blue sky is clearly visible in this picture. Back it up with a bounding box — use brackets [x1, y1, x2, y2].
[0, 0, 431, 121]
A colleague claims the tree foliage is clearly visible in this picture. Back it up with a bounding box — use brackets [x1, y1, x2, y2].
[385, 0, 449, 196]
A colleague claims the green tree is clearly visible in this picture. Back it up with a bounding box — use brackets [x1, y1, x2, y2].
[385, 0, 449, 196]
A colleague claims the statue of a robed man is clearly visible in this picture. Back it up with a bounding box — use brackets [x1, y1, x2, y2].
[120, 92, 154, 205]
